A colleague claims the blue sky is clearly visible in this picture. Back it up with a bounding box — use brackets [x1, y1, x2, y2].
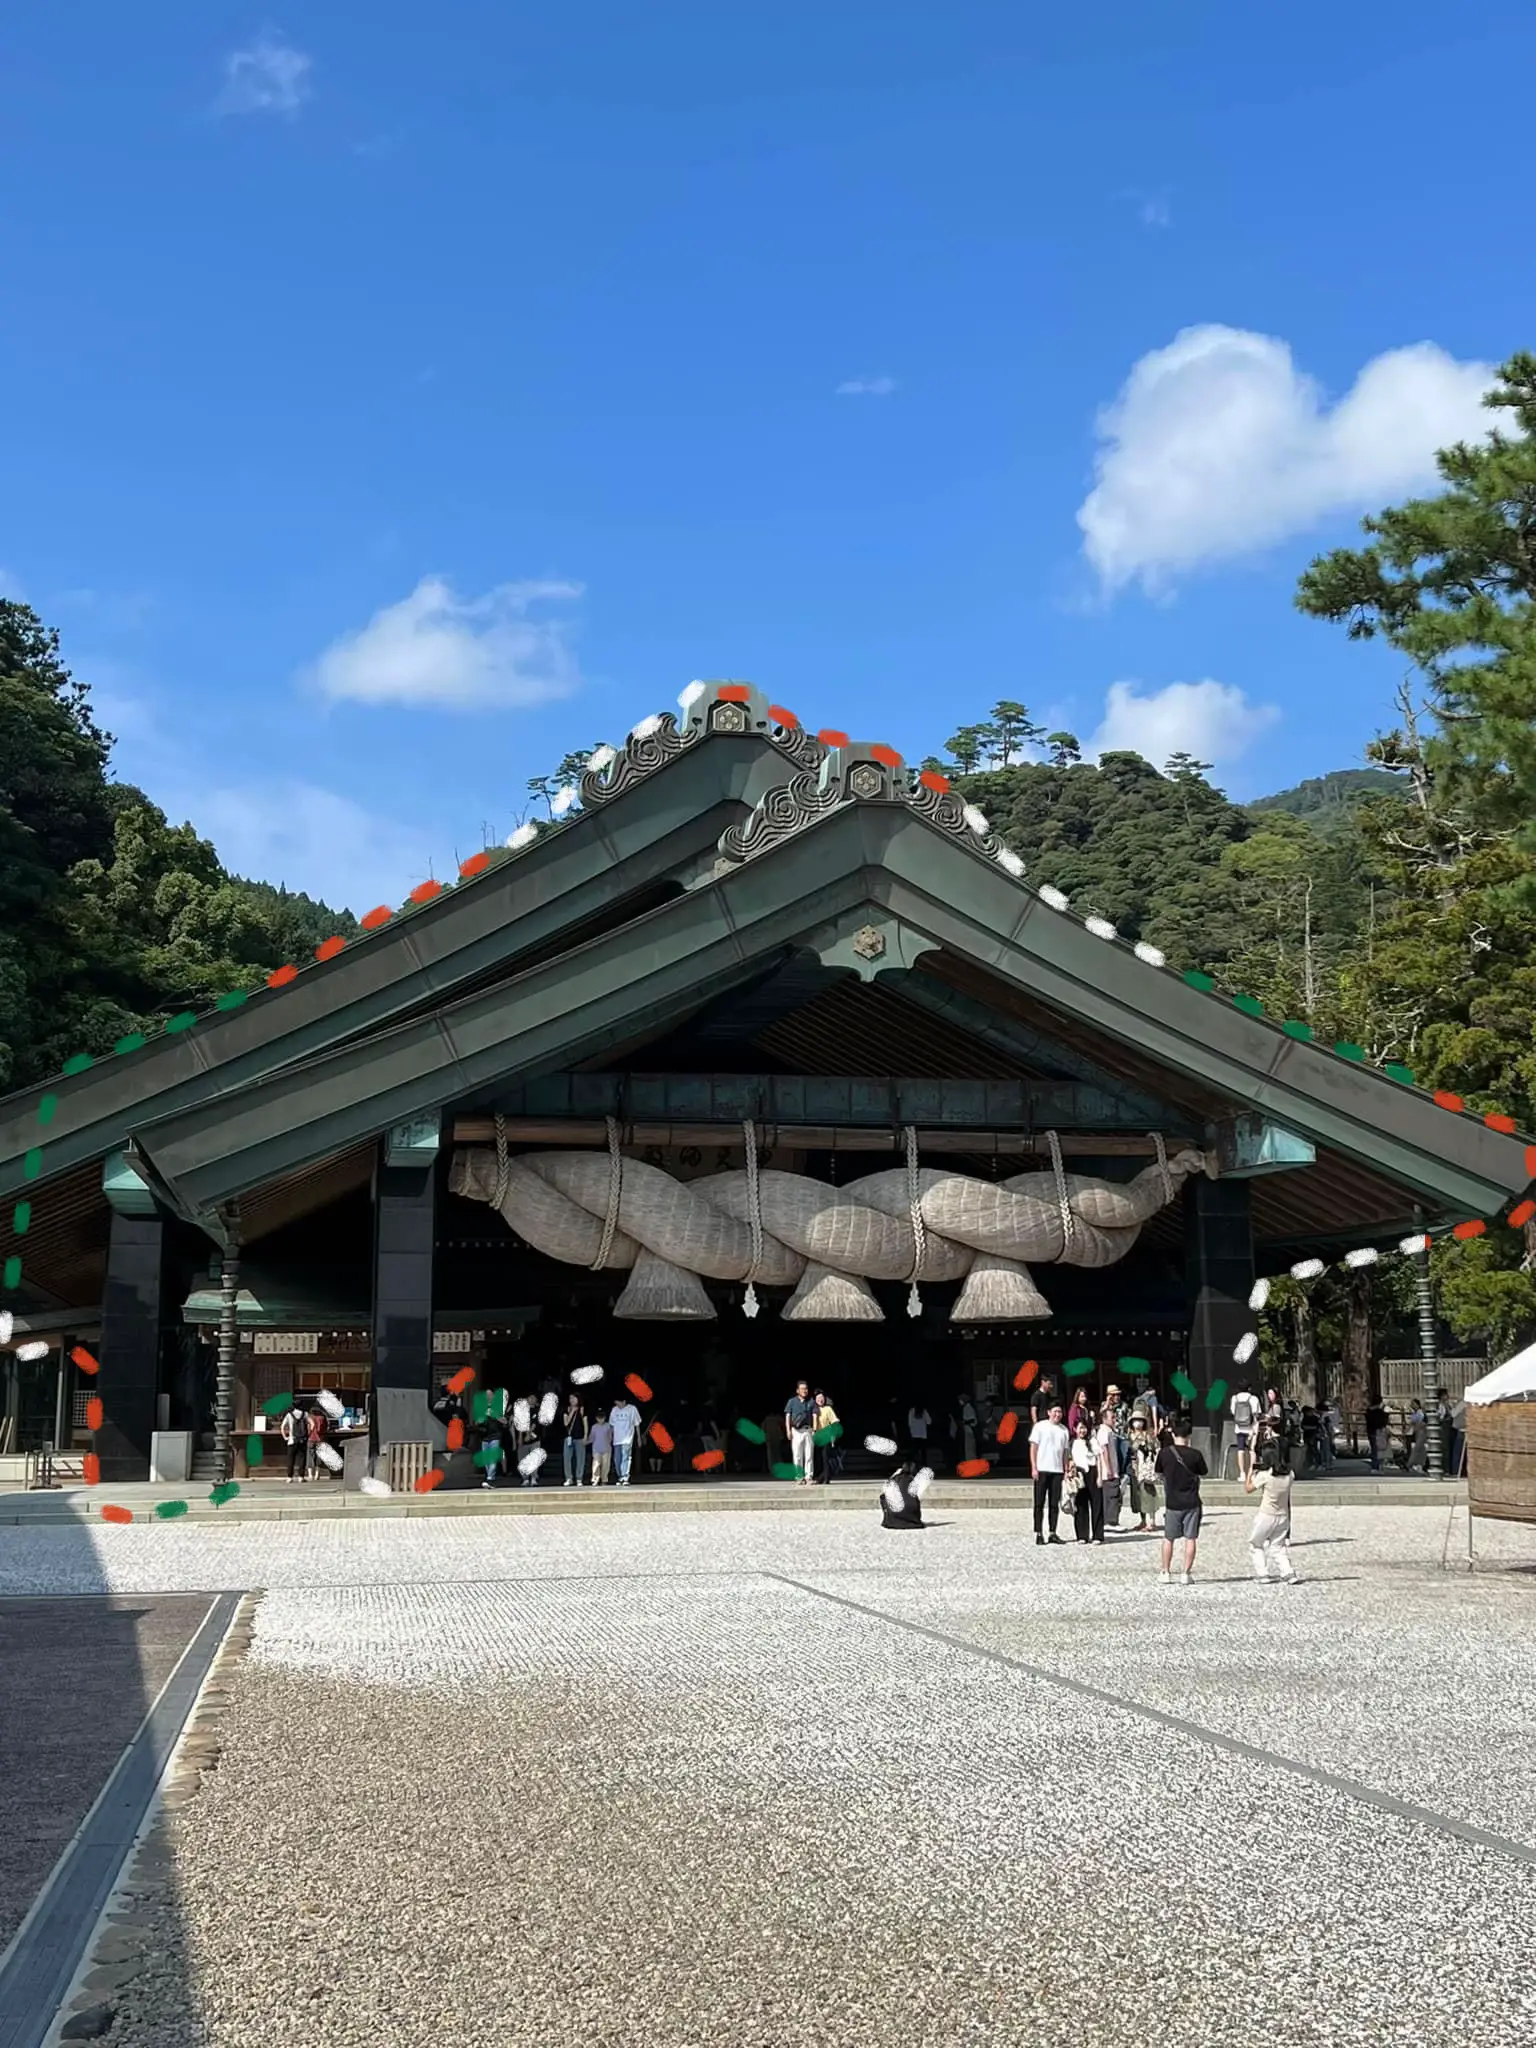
[4, 3, 1533, 912]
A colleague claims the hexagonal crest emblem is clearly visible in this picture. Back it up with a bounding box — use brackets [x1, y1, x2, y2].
[848, 762, 884, 799]
[711, 701, 749, 734]
[852, 923, 886, 960]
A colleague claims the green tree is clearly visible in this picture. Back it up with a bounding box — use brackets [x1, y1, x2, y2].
[1296, 351, 1536, 889]
[944, 726, 990, 774]
[983, 700, 1044, 766]
[1045, 731, 1081, 767]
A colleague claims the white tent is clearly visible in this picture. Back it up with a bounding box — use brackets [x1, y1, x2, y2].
[1463, 1343, 1536, 1406]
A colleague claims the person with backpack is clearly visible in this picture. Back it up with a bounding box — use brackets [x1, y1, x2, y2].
[1155, 1418, 1208, 1585]
[280, 1400, 309, 1485]
[1229, 1384, 1261, 1481]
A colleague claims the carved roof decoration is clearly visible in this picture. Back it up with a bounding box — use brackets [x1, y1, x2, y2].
[715, 738, 1007, 868]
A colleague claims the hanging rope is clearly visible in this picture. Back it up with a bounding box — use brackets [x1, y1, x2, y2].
[1152, 1130, 1174, 1208]
[742, 1118, 764, 1316]
[591, 1115, 623, 1271]
[492, 1113, 511, 1211]
[1046, 1128, 1076, 1255]
[905, 1124, 926, 1318]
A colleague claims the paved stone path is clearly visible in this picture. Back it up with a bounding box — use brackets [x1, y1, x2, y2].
[8, 1507, 1534, 2048]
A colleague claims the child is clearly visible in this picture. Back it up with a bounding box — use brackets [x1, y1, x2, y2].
[589, 1407, 614, 1487]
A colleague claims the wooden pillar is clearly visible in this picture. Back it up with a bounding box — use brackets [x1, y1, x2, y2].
[372, 1119, 440, 1456]
[1184, 1176, 1253, 1470]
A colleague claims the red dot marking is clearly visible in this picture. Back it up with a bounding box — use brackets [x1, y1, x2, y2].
[1509, 1200, 1536, 1229]
[956, 1458, 990, 1478]
[817, 728, 850, 748]
[649, 1421, 675, 1455]
[314, 936, 346, 962]
[409, 880, 443, 905]
[1485, 1112, 1517, 1135]
[85, 1396, 104, 1432]
[1433, 1090, 1464, 1112]
[692, 1448, 725, 1471]
[767, 705, 799, 728]
[870, 743, 903, 768]
[266, 964, 299, 989]
[446, 1417, 465, 1450]
[414, 1469, 444, 1493]
[83, 1453, 101, 1485]
[625, 1373, 653, 1402]
[1527, 1146, 1536, 1181]
[996, 1410, 1019, 1446]
[717, 684, 752, 703]
[101, 1504, 133, 1525]
[445, 1366, 476, 1396]
[360, 906, 394, 930]
[1452, 1219, 1487, 1240]
[918, 769, 950, 794]
[458, 851, 492, 880]
[72, 1347, 99, 1376]
[1012, 1360, 1039, 1391]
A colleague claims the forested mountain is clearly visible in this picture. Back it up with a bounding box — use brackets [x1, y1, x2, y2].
[1249, 767, 1401, 831]
[0, 602, 356, 1091]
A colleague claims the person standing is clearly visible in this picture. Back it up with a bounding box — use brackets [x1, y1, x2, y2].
[1029, 1402, 1070, 1546]
[786, 1380, 819, 1486]
[1127, 1414, 1158, 1531]
[906, 1401, 932, 1462]
[561, 1393, 590, 1487]
[1093, 1406, 1121, 1536]
[813, 1389, 842, 1484]
[1364, 1395, 1391, 1473]
[281, 1400, 309, 1485]
[1229, 1384, 1261, 1480]
[1319, 1398, 1340, 1472]
[476, 1408, 507, 1490]
[1030, 1375, 1060, 1427]
[608, 1391, 642, 1486]
[1436, 1387, 1461, 1475]
[1155, 1421, 1207, 1585]
[1067, 1388, 1091, 1437]
[589, 1406, 614, 1487]
[1245, 1440, 1298, 1582]
[305, 1402, 327, 1480]
[1405, 1397, 1428, 1473]
[1069, 1420, 1104, 1544]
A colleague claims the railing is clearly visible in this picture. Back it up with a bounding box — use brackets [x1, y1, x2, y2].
[385, 1441, 435, 1493]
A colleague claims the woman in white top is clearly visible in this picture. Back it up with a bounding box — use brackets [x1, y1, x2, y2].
[1068, 1419, 1104, 1544]
[1245, 1445, 1297, 1582]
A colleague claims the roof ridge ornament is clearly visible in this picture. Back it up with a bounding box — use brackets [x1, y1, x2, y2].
[579, 683, 824, 810]
[715, 739, 1008, 867]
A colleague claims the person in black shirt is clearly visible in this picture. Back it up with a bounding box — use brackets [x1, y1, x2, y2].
[1364, 1397, 1391, 1472]
[1155, 1422, 1208, 1585]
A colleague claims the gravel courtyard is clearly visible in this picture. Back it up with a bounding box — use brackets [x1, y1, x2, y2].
[9, 1504, 1535, 2048]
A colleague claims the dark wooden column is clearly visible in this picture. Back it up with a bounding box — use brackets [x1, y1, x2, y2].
[372, 1120, 439, 1454]
[96, 1210, 170, 1481]
[1184, 1175, 1253, 1468]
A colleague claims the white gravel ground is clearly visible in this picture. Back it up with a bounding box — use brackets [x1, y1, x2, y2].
[18, 1505, 1536, 2048]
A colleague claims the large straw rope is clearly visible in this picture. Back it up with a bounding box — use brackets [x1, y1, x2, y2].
[450, 1139, 1205, 1322]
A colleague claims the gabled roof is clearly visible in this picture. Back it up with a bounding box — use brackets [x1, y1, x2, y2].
[0, 691, 828, 1203]
[110, 726, 1531, 1230]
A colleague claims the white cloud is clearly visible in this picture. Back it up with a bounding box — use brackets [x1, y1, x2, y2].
[1089, 679, 1279, 770]
[193, 780, 445, 915]
[836, 376, 899, 397]
[1078, 325, 1496, 594]
[310, 576, 583, 710]
[217, 32, 313, 118]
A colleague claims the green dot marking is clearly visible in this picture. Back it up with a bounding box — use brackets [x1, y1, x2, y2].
[261, 1392, 293, 1417]
[12, 1202, 30, 1235]
[735, 1418, 767, 1444]
[114, 1031, 148, 1056]
[813, 1421, 843, 1445]
[37, 1093, 58, 1126]
[1204, 1378, 1229, 1413]
[62, 1053, 94, 1076]
[1282, 1020, 1313, 1040]
[155, 1499, 190, 1519]
[246, 1433, 264, 1467]
[22, 1149, 43, 1181]
[1384, 1062, 1415, 1085]
[1231, 993, 1264, 1017]
[209, 1481, 240, 1508]
[215, 989, 251, 1011]
[1063, 1355, 1095, 1378]
[1334, 1041, 1365, 1061]
[3, 1256, 21, 1290]
[164, 1011, 197, 1034]
[1117, 1355, 1150, 1374]
[771, 1460, 802, 1481]
[474, 1443, 502, 1467]
[1183, 970, 1215, 992]
[1171, 1370, 1197, 1403]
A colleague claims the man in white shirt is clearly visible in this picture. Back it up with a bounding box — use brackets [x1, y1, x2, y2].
[1229, 1384, 1261, 1480]
[608, 1394, 642, 1486]
[1028, 1403, 1070, 1546]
